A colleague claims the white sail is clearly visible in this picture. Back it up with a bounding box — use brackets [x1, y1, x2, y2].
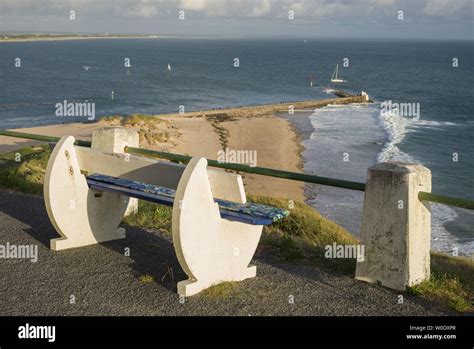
[331, 64, 345, 83]
[167, 63, 172, 71]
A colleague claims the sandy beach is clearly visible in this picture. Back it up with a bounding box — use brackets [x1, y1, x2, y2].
[0, 96, 368, 202]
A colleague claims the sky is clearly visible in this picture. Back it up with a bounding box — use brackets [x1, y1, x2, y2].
[0, 0, 472, 39]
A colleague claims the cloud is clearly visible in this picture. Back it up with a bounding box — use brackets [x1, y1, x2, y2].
[181, 0, 208, 11]
[250, 0, 272, 17]
[423, 0, 472, 16]
[0, 0, 471, 21]
[176, 0, 401, 18]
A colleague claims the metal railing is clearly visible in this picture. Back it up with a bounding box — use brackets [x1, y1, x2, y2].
[1, 129, 473, 210]
[0, 130, 91, 147]
[125, 146, 367, 191]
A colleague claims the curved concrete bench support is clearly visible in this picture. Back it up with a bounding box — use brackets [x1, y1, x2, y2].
[44, 136, 129, 251]
[172, 157, 262, 297]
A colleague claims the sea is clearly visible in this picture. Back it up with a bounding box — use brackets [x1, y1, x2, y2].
[0, 38, 472, 256]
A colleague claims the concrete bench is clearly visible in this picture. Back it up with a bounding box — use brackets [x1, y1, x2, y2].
[86, 174, 288, 225]
[43, 127, 288, 296]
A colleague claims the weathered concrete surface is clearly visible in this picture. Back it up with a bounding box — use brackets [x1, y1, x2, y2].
[356, 162, 432, 291]
[0, 188, 452, 316]
[92, 127, 139, 215]
[44, 136, 129, 251]
[172, 158, 261, 296]
[91, 127, 139, 156]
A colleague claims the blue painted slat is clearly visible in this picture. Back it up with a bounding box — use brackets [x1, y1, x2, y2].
[86, 174, 289, 225]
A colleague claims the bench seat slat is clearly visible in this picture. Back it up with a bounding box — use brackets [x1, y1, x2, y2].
[86, 174, 289, 226]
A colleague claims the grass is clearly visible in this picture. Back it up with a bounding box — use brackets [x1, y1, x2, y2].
[100, 115, 123, 124]
[199, 282, 243, 299]
[431, 251, 474, 291]
[251, 195, 356, 246]
[0, 144, 472, 311]
[101, 113, 172, 146]
[123, 201, 172, 235]
[408, 274, 471, 312]
[420, 252, 474, 312]
[250, 195, 358, 274]
[0, 145, 51, 194]
[138, 274, 155, 284]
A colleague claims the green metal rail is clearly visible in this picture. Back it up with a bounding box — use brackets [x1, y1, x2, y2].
[125, 146, 367, 191]
[418, 192, 474, 211]
[0, 130, 91, 147]
[1, 129, 473, 210]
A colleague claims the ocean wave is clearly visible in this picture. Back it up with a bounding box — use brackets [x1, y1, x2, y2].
[414, 120, 457, 126]
[376, 110, 417, 163]
[410, 120, 457, 130]
[377, 144, 416, 163]
[375, 109, 470, 253]
[304, 102, 472, 256]
[431, 204, 474, 256]
[376, 108, 471, 255]
[375, 109, 457, 163]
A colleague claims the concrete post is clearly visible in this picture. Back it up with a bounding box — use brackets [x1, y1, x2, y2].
[91, 127, 139, 216]
[355, 162, 432, 291]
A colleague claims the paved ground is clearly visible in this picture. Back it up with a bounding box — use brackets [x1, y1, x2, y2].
[0, 188, 454, 316]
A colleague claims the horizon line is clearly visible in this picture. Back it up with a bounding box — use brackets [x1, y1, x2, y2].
[1, 31, 473, 42]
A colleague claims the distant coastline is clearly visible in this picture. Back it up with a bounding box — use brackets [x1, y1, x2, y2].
[0, 34, 172, 43]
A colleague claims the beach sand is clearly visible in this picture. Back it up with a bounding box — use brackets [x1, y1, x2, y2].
[0, 96, 368, 201]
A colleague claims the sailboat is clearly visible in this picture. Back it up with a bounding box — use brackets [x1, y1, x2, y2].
[167, 63, 172, 71]
[331, 64, 346, 83]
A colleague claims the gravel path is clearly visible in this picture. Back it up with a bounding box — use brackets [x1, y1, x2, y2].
[0, 188, 453, 316]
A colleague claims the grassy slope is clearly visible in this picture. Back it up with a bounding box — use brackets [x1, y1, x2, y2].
[102, 114, 172, 146]
[0, 145, 50, 194]
[409, 252, 473, 312]
[0, 144, 472, 312]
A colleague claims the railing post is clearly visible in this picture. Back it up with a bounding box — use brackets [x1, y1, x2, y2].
[355, 162, 432, 291]
[91, 127, 139, 216]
